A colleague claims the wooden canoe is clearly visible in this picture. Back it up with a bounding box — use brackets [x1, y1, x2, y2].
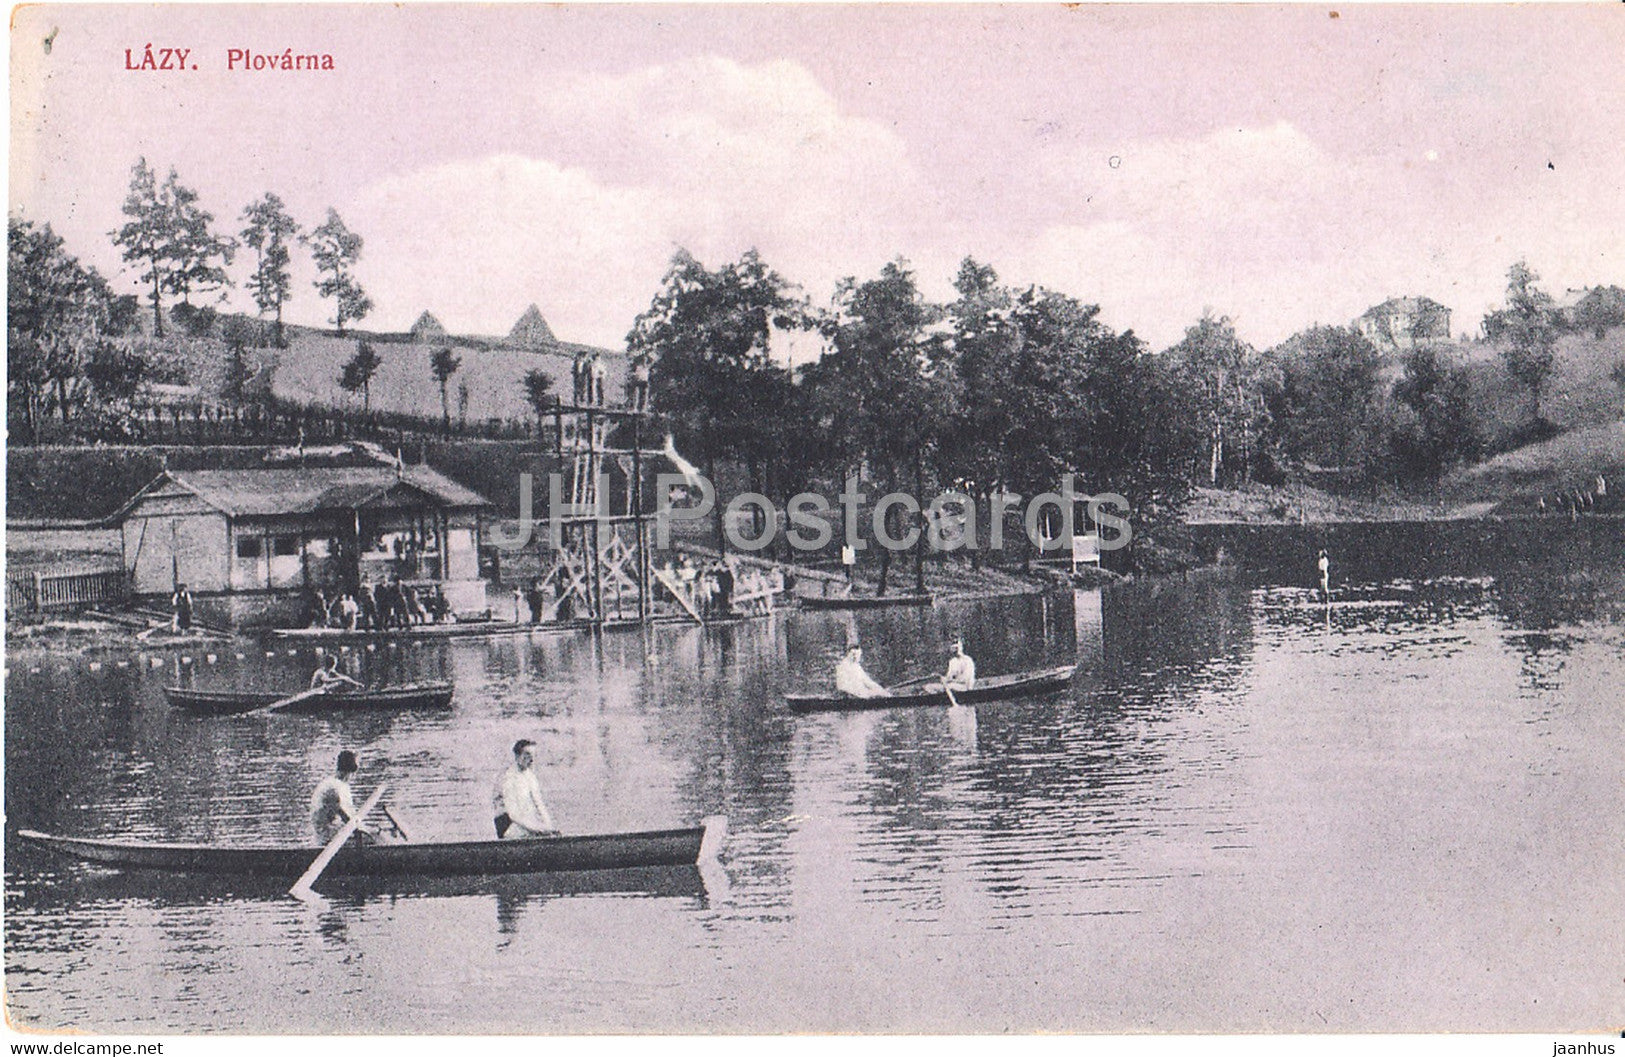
[165, 681, 454, 716]
[798, 593, 933, 610]
[785, 664, 1077, 713]
[18, 820, 714, 879]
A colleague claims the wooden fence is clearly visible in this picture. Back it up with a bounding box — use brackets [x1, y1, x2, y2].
[6, 569, 127, 615]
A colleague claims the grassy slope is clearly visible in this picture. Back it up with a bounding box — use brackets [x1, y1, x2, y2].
[269, 331, 627, 424]
[1456, 326, 1625, 444]
[1441, 420, 1625, 508]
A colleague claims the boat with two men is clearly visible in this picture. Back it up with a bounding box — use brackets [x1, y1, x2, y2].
[786, 664, 1077, 713]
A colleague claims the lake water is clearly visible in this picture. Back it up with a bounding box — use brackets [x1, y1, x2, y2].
[5, 524, 1624, 1034]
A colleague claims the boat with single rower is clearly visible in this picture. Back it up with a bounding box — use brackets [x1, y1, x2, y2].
[785, 664, 1077, 713]
[165, 680, 454, 716]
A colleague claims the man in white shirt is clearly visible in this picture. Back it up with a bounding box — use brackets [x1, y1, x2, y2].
[834, 645, 889, 699]
[493, 739, 559, 839]
[943, 639, 977, 692]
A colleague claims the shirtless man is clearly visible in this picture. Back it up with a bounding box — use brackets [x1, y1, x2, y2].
[943, 639, 977, 692]
[309, 751, 383, 844]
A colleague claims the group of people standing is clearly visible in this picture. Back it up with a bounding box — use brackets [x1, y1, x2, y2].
[513, 579, 576, 624]
[1534, 474, 1610, 521]
[568, 349, 652, 412]
[307, 581, 450, 631]
[658, 556, 740, 619]
[570, 349, 610, 407]
[309, 739, 559, 846]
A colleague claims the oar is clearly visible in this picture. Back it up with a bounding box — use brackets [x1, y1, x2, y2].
[239, 686, 327, 717]
[379, 804, 411, 842]
[290, 782, 387, 899]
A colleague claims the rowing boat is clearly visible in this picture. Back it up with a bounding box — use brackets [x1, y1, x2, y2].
[785, 664, 1077, 713]
[18, 820, 717, 879]
[165, 681, 454, 716]
[798, 593, 933, 610]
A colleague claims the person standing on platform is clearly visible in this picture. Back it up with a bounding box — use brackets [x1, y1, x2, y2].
[1317, 549, 1331, 601]
[171, 582, 194, 633]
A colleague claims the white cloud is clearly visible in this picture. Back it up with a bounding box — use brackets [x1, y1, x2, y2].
[353, 155, 668, 344]
[344, 56, 929, 345]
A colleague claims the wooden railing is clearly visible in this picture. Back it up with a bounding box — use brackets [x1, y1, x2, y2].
[6, 568, 127, 614]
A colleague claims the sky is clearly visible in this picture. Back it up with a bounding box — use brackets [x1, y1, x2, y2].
[10, 4, 1625, 355]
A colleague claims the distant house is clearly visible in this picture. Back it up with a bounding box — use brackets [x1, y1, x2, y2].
[116, 465, 492, 625]
[508, 304, 558, 349]
[1564, 286, 1625, 337]
[1353, 296, 1452, 351]
[410, 311, 447, 342]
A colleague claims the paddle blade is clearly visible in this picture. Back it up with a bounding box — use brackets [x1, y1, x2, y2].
[245, 686, 327, 717]
[698, 815, 728, 862]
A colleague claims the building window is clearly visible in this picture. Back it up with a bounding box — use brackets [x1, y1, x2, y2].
[272, 536, 300, 557]
[236, 537, 262, 559]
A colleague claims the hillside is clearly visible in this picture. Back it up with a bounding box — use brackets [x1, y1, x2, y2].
[267, 328, 627, 425]
[135, 307, 628, 427]
[1453, 325, 1625, 446]
[1441, 420, 1625, 511]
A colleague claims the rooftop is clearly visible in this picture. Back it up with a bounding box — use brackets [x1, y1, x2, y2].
[127, 466, 491, 519]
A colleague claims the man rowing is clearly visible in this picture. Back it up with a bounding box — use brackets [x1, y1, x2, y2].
[943, 639, 977, 692]
[492, 739, 559, 839]
[309, 750, 402, 845]
[834, 644, 889, 699]
[310, 653, 364, 693]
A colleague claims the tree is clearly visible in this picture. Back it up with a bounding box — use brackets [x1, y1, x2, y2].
[816, 259, 949, 591]
[1496, 261, 1559, 423]
[110, 158, 174, 336]
[1261, 325, 1386, 477]
[523, 367, 556, 423]
[1389, 343, 1479, 480]
[220, 315, 260, 407]
[163, 174, 234, 308]
[1164, 314, 1265, 486]
[429, 346, 461, 431]
[308, 208, 372, 335]
[9, 218, 129, 439]
[339, 339, 383, 411]
[1573, 285, 1625, 341]
[240, 193, 301, 346]
[627, 248, 815, 552]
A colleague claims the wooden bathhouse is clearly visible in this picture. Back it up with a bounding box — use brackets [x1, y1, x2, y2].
[116, 465, 493, 625]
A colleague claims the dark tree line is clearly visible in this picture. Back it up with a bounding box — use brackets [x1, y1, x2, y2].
[627, 247, 1582, 564]
[628, 250, 1208, 572]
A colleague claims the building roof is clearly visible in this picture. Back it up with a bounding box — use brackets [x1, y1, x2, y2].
[1356, 295, 1450, 321]
[508, 304, 557, 348]
[410, 310, 447, 338]
[123, 466, 491, 520]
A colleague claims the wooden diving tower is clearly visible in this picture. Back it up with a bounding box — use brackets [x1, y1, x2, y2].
[542, 402, 665, 626]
